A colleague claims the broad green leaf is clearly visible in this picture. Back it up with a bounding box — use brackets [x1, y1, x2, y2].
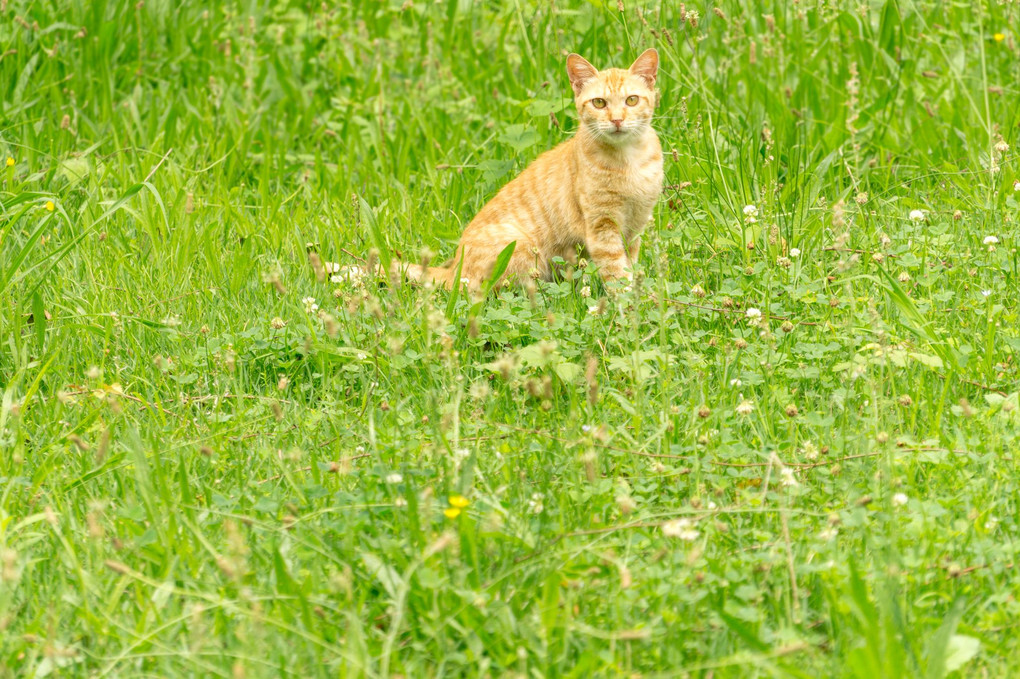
[484, 240, 516, 294]
[943, 635, 980, 675]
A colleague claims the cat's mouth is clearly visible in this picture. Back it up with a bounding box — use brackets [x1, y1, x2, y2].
[603, 126, 633, 140]
[587, 121, 640, 142]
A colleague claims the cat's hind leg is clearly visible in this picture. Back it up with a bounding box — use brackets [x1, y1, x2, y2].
[457, 232, 546, 291]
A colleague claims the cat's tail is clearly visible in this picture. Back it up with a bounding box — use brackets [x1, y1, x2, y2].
[395, 261, 455, 288]
[339, 259, 455, 289]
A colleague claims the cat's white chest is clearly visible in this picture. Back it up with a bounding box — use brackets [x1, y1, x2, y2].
[620, 146, 663, 224]
[628, 155, 663, 199]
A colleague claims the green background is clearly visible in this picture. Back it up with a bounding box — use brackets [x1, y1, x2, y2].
[1, 1, 1019, 676]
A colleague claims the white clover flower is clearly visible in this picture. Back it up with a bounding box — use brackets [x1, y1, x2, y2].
[994, 140, 1010, 154]
[580, 285, 592, 298]
[426, 310, 446, 332]
[528, 492, 545, 515]
[460, 277, 470, 285]
[735, 399, 754, 416]
[385, 473, 403, 484]
[587, 305, 600, 316]
[662, 518, 700, 541]
[746, 307, 762, 320]
[324, 262, 341, 274]
[270, 317, 286, 330]
[302, 297, 319, 313]
[789, 248, 801, 258]
[1013, 179, 1020, 192]
[981, 290, 992, 297]
[892, 492, 908, 507]
[898, 271, 911, 283]
[801, 441, 819, 461]
[780, 467, 799, 487]
[818, 527, 838, 541]
[729, 378, 742, 387]
[984, 235, 999, 245]
[742, 204, 758, 224]
[908, 210, 925, 223]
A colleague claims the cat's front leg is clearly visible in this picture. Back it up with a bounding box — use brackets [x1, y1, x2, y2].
[627, 235, 641, 267]
[585, 215, 632, 284]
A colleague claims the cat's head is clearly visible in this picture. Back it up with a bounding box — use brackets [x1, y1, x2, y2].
[567, 49, 659, 145]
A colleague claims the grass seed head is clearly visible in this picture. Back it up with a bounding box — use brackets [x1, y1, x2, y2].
[308, 251, 325, 282]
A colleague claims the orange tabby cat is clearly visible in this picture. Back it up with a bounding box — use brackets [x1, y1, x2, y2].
[362, 49, 663, 291]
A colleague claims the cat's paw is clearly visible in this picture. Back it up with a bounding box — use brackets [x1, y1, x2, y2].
[603, 271, 634, 294]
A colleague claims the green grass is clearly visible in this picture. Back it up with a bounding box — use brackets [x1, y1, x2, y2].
[2, 0, 1020, 676]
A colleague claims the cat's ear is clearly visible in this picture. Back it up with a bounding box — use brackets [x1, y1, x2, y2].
[629, 48, 659, 87]
[566, 53, 599, 96]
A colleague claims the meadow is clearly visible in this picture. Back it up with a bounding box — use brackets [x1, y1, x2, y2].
[2, 0, 1019, 676]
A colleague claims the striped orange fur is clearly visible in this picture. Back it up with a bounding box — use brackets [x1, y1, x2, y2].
[375, 49, 663, 292]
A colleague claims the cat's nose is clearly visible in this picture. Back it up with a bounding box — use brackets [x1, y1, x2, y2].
[611, 118, 623, 129]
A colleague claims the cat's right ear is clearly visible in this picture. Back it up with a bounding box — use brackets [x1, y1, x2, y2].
[566, 54, 598, 96]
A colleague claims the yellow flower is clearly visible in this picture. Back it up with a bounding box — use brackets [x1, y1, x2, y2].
[448, 494, 469, 509]
[45, 200, 55, 212]
[994, 33, 1005, 42]
[443, 507, 461, 519]
[5, 157, 13, 167]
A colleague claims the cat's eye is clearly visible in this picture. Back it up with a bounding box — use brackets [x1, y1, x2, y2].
[625, 95, 639, 106]
[591, 98, 607, 109]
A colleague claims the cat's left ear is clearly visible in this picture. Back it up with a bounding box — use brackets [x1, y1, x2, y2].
[629, 48, 659, 87]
